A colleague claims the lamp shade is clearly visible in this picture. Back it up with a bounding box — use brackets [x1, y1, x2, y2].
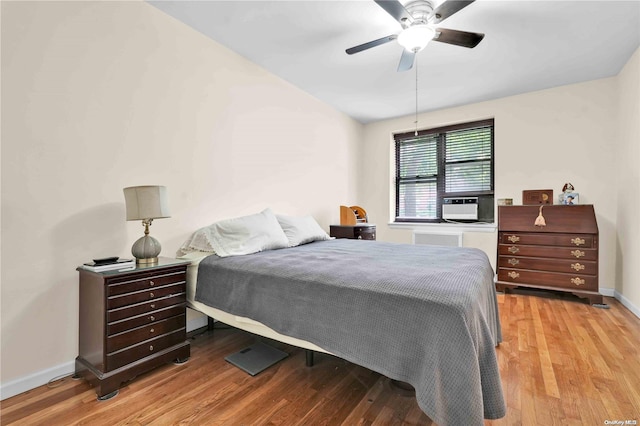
[397, 25, 436, 52]
[123, 185, 170, 221]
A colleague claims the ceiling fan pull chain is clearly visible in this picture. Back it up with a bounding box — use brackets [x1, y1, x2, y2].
[415, 55, 419, 136]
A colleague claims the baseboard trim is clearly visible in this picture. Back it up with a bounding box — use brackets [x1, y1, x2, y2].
[0, 360, 75, 401]
[1, 316, 208, 401]
[614, 290, 640, 319]
[599, 287, 615, 297]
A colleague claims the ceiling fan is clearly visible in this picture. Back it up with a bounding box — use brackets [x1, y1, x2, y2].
[346, 0, 485, 71]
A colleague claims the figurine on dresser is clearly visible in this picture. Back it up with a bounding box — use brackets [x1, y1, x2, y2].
[559, 182, 580, 205]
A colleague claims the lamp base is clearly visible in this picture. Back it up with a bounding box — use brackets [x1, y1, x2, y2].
[136, 257, 159, 265]
[131, 235, 161, 264]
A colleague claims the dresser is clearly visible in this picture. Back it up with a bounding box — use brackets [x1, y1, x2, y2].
[330, 224, 376, 240]
[75, 258, 190, 399]
[496, 205, 603, 305]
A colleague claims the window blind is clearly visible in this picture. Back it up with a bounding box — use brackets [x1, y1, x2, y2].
[395, 119, 494, 222]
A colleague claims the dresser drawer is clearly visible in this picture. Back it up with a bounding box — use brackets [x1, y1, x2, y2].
[498, 244, 597, 261]
[108, 283, 185, 310]
[106, 329, 186, 371]
[498, 268, 597, 291]
[498, 256, 597, 275]
[107, 314, 186, 353]
[499, 233, 594, 248]
[108, 293, 185, 322]
[107, 271, 185, 297]
[108, 304, 185, 335]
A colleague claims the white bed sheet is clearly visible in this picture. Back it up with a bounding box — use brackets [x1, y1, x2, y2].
[180, 252, 329, 354]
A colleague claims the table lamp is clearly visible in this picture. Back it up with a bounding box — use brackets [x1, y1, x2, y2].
[123, 185, 170, 264]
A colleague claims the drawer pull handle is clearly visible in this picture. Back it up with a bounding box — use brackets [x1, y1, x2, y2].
[149, 292, 154, 298]
[571, 250, 585, 258]
[507, 235, 520, 243]
[508, 258, 519, 266]
[150, 304, 156, 309]
[571, 237, 586, 246]
[507, 271, 520, 279]
[150, 328, 155, 333]
[571, 263, 585, 271]
[149, 315, 155, 321]
[508, 246, 520, 254]
[149, 345, 154, 351]
[571, 277, 585, 286]
[149, 280, 155, 287]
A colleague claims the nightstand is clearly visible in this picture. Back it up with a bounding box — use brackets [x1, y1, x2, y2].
[75, 257, 190, 400]
[330, 224, 376, 240]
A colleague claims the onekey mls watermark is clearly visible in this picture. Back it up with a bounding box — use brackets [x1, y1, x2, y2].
[604, 421, 637, 425]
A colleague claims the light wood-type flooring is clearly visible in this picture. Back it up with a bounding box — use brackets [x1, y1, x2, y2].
[2, 291, 639, 425]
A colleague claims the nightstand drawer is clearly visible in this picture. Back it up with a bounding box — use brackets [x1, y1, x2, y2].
[354, 228, 376, 240]
[108, 283, 185, 310]
[107, 314, 186, 352]
[107, 271, 185, 297]
[106, 329, 186, 371]
[108, 294, 185, 323]
[330, 225, 376, 240]
[108, 304, 185, 335]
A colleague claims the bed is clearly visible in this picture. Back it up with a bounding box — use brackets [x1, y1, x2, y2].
[179, 209, 506, 425]
[180, 221, 505, 426]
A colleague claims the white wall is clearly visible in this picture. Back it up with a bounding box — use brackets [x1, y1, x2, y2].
[0, 1, 361, 396]
[615, 48, 640, 314]
[361, 77, 621, 293]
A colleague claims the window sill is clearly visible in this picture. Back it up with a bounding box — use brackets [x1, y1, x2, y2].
[388, 221, 496, 233]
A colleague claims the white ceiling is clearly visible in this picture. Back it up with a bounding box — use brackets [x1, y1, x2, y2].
[148, 0, 640, 124]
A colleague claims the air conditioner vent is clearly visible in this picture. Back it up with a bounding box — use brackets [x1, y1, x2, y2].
[413, 231, 462, 247]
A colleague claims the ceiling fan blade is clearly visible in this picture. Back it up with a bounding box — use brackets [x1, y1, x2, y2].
[374, 0, 414, 26]
[397, 49, 415, 72]
[433, 28, 484, 48]
[346, 34, 398, 55]
[430, 0, 475, 24]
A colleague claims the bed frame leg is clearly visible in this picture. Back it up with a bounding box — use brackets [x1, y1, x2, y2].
[207, 317, 215, 332]
[305, 350, 314, 367]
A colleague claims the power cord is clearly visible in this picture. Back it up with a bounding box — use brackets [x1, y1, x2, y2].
[47, 372, 77, 389]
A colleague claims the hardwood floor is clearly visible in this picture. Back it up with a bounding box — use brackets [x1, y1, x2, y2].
[2, 292, 639, 425]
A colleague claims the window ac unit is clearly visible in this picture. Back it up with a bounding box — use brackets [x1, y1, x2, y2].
[442, 197, 478, 220]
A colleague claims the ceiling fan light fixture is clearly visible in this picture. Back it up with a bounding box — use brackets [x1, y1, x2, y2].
[397, 24, 436, 52]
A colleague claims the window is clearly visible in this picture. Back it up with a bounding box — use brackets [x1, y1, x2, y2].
[394, 119, 494, 223]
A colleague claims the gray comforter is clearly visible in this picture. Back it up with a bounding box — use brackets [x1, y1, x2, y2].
[195, 239, 505, 425]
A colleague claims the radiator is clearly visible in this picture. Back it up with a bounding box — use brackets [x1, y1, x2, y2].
[412, 231, 463, 247]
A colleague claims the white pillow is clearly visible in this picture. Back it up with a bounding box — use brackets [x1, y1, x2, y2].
[276, 214, 331, 247]
[176, 226, 217, 257]
[206, 208, 289, 257]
